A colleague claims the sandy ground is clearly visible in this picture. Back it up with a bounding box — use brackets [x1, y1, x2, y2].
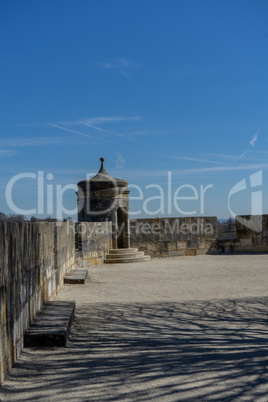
[1, 254, 268, 401]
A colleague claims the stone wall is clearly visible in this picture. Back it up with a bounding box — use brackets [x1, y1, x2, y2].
[130, 217, 218, 257]
[75, 222, 112, 266]
[0, 222, 75, 385]
[214, 215, 268, 253]
[130, 215, 268, 256]
[234, 215, 268, 253]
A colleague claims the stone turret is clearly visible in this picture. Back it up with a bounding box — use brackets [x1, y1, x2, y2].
[77, 157, 130, 249]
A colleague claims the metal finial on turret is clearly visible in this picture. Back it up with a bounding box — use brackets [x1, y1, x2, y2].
[98, 157, 108, 174]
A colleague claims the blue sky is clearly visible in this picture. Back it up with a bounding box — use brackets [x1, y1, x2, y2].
[0, 0, 268, 220]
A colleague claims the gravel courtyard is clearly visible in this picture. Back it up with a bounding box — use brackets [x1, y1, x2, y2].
[1, 254, 268, 401]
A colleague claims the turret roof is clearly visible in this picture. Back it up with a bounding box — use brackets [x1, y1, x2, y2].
[77, 157, 128, 189]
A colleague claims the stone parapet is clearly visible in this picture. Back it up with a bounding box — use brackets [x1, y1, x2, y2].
[75, 221, 112, 266]
[130, 217, 218, 258]
[0, 222, 75, 385]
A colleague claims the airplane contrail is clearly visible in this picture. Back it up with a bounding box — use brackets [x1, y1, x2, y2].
[249, 128, 261, 147]
[120, 70, 138, 84]
[119, 70, 151, 95]
[47, 123, 113, 144]
[233, 128, 261, 164]
[233, 150, 250, 164]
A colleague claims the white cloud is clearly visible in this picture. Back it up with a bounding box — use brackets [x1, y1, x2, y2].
[127, 130, 165, 136]
[0, 149, 18, 157]
[203, 153, 238, 161]
[169, 156, 228, 165]
[0, 137, 74, 148]
[77, 116, 141, 126]
[182, 163, 268, 174]
[121, 163, 268, 179]
[98, 58, 141, 70]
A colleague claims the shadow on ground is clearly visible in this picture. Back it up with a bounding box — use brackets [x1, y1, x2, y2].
[1, 297, 268, 401]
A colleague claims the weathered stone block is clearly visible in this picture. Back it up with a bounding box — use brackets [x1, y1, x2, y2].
[145, 243, 157, 253]
[163, 250, 185, 257]
[187, 240, 198, 249]
[185, 249, 197, 256]
[196, 250, 207, 255]
[176, 241, 187, 250]
[240, 238, 252, 247]
[167, 242, 177, 251]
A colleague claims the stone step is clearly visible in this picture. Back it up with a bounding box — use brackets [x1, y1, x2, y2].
[104, 247, 151, 264]
[105, 251, 145, 259]
[24, 301, 75, 347]
[104, 255, 151, 264]
[108, 248, 139, 254]
[64, 269, 88, 284]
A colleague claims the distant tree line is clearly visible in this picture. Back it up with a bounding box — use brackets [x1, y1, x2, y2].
[217, 217, 236, 240]
[0, 212, 74, 223]
[217, 217, 235, 230]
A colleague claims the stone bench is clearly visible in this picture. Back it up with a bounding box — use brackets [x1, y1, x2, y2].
[64, 269, 88, 284]
[24, 301, 75, 347]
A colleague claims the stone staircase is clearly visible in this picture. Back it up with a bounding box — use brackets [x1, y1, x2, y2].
[104, 248, 151, 264]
